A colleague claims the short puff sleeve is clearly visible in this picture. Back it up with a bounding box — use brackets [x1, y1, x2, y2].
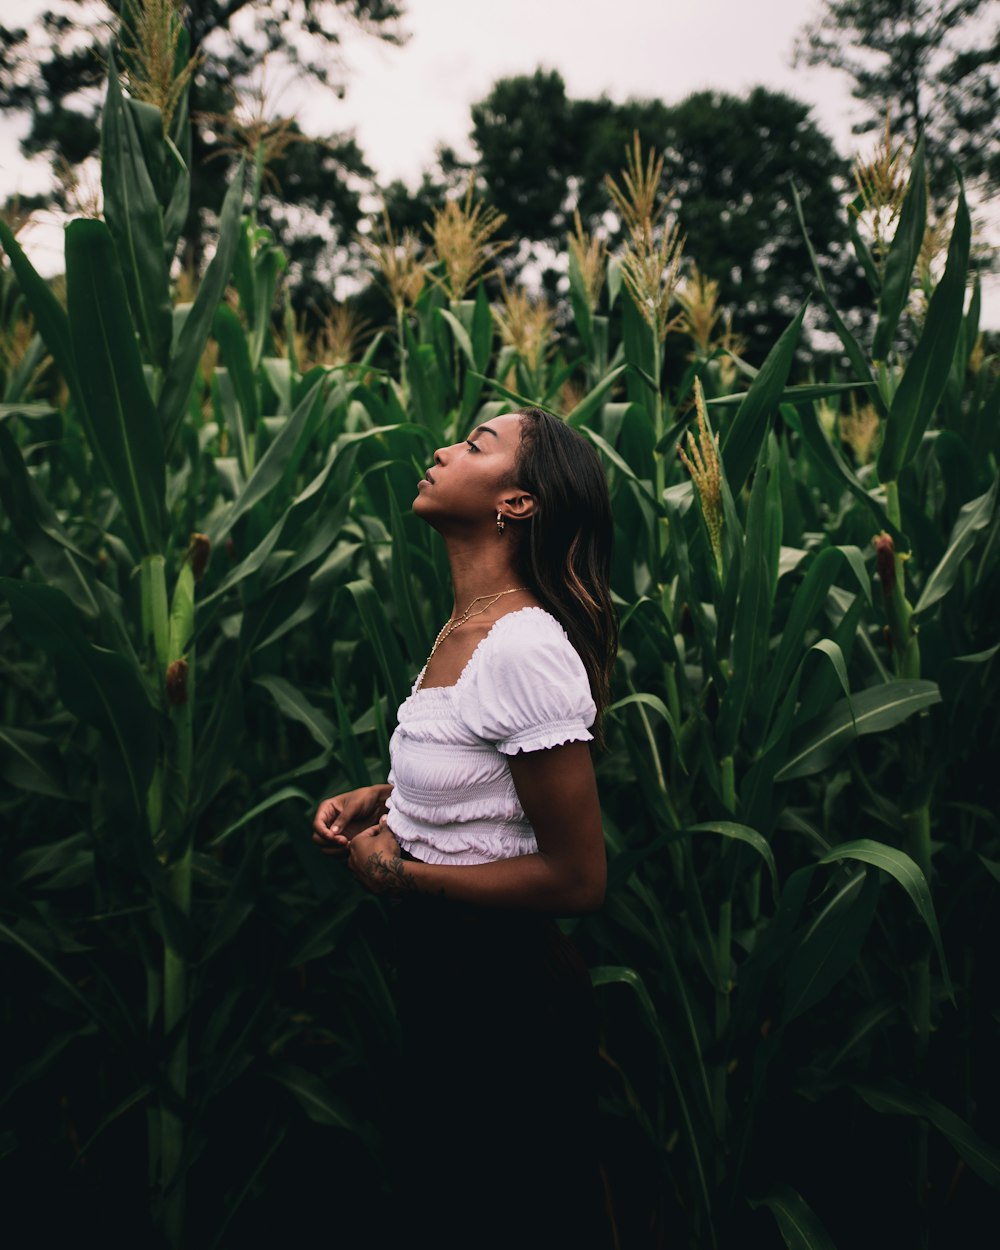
[458, 611, 596, 755]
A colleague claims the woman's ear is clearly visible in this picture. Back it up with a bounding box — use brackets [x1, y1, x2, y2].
[499, 490, 537, 521]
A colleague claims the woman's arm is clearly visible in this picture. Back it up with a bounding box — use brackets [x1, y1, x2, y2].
[347, 742, 606, 915]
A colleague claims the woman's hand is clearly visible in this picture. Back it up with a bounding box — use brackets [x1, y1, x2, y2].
[311, 784, 392, 855]
[347, 817, 415, 895]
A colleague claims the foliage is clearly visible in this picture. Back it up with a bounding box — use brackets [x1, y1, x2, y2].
[795, 0, 1000, 198]
[1, 11, 1000, 1250]
[0, 0, 405, 279]
[466, 71, 862, 362]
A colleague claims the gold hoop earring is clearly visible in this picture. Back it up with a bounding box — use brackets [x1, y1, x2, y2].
[496, 510, 505, 536]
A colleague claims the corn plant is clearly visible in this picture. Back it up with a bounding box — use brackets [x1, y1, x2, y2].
[1, 13, 999, 1248]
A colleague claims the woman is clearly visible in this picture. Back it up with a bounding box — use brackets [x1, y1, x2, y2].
[311, 407, 617, 1249]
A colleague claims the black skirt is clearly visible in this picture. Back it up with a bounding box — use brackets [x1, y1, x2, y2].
[385, 877, 611, 1250]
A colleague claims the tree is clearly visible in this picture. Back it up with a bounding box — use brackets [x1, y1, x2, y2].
[658, 87, 859, 360]
[466, 72, 859, 361]
[0, 0, 405, 276]
[795, 0, 1000, 196]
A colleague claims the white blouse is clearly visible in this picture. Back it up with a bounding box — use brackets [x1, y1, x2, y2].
[385, 606, 597, 866]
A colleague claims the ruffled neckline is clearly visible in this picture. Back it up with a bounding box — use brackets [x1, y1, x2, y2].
[411, 605, 558, 697]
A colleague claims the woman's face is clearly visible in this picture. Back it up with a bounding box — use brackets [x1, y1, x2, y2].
[412, 411, 533, 531]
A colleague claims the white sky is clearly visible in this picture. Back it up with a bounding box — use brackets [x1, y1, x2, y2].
[1, 0, 996, 321]
[322, 0, 862, 183]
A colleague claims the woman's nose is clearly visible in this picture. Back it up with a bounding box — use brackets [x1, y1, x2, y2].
[433, 446, 447, 466]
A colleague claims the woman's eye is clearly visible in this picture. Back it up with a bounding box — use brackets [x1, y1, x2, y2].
[465, 439, 479, 452]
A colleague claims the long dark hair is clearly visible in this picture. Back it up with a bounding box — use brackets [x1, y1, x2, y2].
[511, 408, 618, 745]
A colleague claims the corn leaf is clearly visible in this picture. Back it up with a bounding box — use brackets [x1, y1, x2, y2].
[209, 375, 325, 544]
[255, 676, 335, 750]
[214, 305, 259, 466]
[591, 965, 715, 1244]
[872, 136, 927, 362]
[791, 184, 878, 408]
[0, 222, 82, 404]
[346, 579, 410, 716]
[784, 402, 908, 550]
[270, 1063, 359, 1129]
[877, 181, 972, 481]
[853, 1081, 1000, 1188]
[100, 54, 172, 370]
[775, 680, 941, 781]
[748, 1182, 839, 1250]
[65, 218, 165, 554]
[913, 476, 997, 617]
[819, 839, 952, 997]
[567, 364, 627, 430]
[0, 422, 99, 617]
[782, 870, 880, 1023]
[158, 163, 244, 452]
[721, 302, 807, 492]
[0, 579, 156, 816]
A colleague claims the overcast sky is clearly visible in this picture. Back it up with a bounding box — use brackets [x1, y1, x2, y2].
[317, 0, 860, 182]
[2, 0, 995, 321]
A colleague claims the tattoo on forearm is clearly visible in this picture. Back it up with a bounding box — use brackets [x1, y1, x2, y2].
[365, 850, 417, 892]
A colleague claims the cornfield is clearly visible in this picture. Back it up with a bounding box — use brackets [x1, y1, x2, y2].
[1, 14, 999, 1250]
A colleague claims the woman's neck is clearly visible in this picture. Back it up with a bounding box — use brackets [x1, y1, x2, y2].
[444, 535, 524, 614]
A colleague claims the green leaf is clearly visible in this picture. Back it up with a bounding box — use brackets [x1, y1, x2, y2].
[707, 381, 876, 409]
[0, 222, 82, 405]
[791, 183, 877, 405]
[0, 422, 100, 617]
[206, 785, 311, 850]
[852, 1081, 1000, 1187]
[872, 136, 927, 362]
[717, 438, 773, 754]
[332, 677, 372, 788]
[255, 675, 334, 750]
[0, 919, 125, 1047]
[782, 870, 880, 1023]
[590, 966, 714, 1242]
[389, 494, 431, 660]
[470, 282, 494, 371]
[209, 375, 325, 544]
[913, 476, 997, 616]
[214, 305, 260, 469]
[848, 195, 881, 295]
[722, 302, 808, 491]
[469, 371, 559, 416]
[437, 308, 476, 369]
[158, 164, 245, 451]
[65, 218, 164, 554]
[270, 1063, 359, 1129]
[346, 579, 410, 716]
[749, 1183, 839, 1250]
[0, 726, 70, 799]
[877, 181, 972, 481]
[566, 364, 627, 429]
[819, 839, 952, 997]
[100, 54, 172, 370]
[687, 821, 779, 903]
[759, 545, 870, 733]
[580, 426, 661, 511]
[0, 580, 156, 817]
[775, 680, 941, 781]
[607, 692, 679, 744]
[788, 402, 908, 550]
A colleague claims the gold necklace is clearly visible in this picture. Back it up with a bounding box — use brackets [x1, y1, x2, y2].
[425, 588, 527, 666]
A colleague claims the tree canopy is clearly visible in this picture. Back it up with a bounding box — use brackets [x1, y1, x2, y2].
[795, 0, 1000, 196]
[463, 70, 859, 360]
[0, 0, 405, 276]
